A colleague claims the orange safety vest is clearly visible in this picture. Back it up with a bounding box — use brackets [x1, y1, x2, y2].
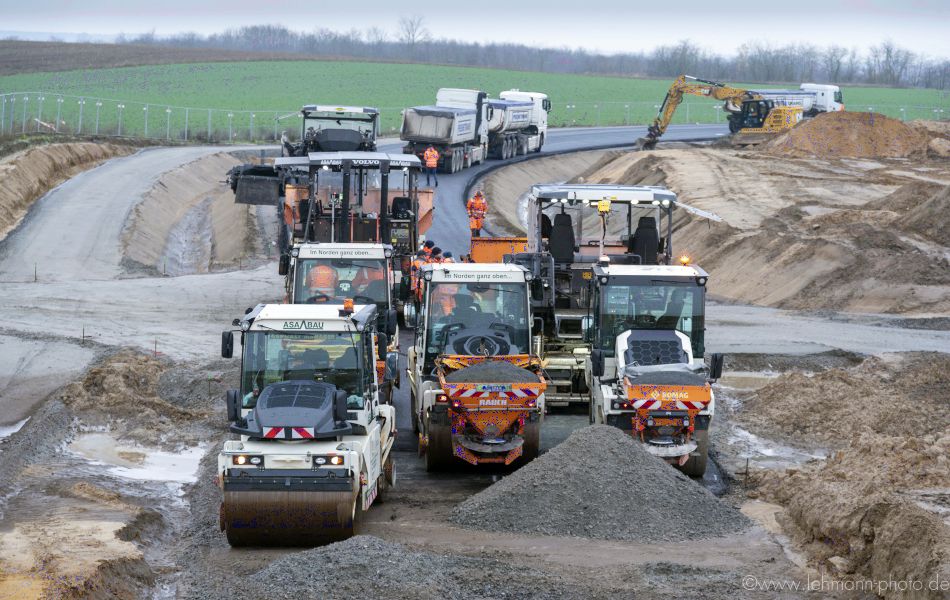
[467, 195, 488, 230]
[423, 148, 440, 168]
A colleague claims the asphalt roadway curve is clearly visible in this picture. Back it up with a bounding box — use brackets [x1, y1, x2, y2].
[379, 123, 729, 257]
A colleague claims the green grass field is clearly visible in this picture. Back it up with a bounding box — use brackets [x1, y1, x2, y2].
[1, 60, 947, 140]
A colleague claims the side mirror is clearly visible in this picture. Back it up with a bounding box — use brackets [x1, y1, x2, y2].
[590, 349, 605, 378]
[386, 351, 399, 386]
[403, 303, 416, 330]
[221, 331, 234, 358]
[225, 389, 241, 422]
[708, 353, 724, 380]
[377, 333, 389, 359]
[530, 278, 544, 301]
[278, 254, 290, 276]
[333, 389, 348, 422]
[386, 309, 398, 337]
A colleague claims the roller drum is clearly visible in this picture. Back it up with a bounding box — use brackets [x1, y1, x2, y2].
[221, 488, 358, 547]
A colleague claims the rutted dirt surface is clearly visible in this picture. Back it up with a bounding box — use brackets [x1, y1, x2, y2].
[0, 142, 134, 241]
[122, 152, 257, 275]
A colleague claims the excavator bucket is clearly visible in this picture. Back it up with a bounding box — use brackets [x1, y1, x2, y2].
[635, 137, 658, 151]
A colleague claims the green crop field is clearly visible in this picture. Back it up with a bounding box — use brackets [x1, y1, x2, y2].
[1, 60, 947, 141]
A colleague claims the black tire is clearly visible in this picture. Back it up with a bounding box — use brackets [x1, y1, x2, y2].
[535, 134, 544, 153]
[424, 418, 454, 472]
[679, 429, 709, 478]
[410, 392, 419, 434]
[517, 421, 541, 465]
[588, 399, 595, 425]
[376, 456, 394, 504]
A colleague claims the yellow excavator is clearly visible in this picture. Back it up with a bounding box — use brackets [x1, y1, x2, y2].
[637, 75, 802, 149]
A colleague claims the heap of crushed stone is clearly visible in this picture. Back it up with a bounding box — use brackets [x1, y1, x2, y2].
[444, 360, 539, 383]
[249, 535, 599, 600]
[764, 111, 929, 158]
[451, 425, 749, 542]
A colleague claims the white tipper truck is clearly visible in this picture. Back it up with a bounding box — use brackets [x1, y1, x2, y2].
[400, 88, 550, 173]
[752, 83, 844, 116]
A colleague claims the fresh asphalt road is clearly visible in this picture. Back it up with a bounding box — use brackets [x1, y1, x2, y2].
[378, 124, 730, 257]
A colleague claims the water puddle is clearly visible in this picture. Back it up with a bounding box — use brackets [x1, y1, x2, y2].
[69, 432, 205, 489]
[0, 417, 29, 442]
[725, 426, 826, 471]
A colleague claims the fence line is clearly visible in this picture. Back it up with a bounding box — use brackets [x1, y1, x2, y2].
[0, 91, 947, 143]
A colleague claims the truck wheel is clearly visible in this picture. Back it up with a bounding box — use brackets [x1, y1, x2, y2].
[424, 419, 453, 472]
[410, 393, 419, 434]
[376, 456, 394, 503]
[517, 421, 541, 465]
[588, 400, 595, 424]
[679, 429, 709, 478]
[535, 134, 544, 153]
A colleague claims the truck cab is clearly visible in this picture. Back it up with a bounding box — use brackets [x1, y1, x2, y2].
[500, 89, 551, 141]
[586, 262, 722, 477]
[406, 262, 544, 469]
[217, 303, 397, 546]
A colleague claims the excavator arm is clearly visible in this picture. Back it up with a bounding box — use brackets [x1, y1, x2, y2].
[638, 75, 759, 149]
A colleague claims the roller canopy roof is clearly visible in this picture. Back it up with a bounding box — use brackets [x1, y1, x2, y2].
[274, 152, 422, 170]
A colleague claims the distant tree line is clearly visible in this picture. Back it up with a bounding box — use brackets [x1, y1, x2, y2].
[116, 18, 950, 90]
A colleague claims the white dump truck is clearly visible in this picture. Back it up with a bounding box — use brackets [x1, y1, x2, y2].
[752, 83, 844, 116]
[400, 88, 550, 172]
[217, 302, 397, 546]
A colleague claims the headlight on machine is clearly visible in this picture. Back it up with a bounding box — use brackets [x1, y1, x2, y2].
[232, 455, 263, 466]
[313, 455, 344, 467]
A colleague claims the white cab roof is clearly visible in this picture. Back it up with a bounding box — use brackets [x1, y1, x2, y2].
[295, 243, 388, 259]
[422, 262, 528, 283]
[531, 184, 677, 204]
[601, 264, 708, 278]
[246, 304, 374, 332]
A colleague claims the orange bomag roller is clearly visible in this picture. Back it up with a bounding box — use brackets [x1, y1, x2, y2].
[432, 354, 546, 468]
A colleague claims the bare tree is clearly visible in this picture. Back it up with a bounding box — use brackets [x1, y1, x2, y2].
[822, 45, 848, 82]
[398, 15, 429, 58]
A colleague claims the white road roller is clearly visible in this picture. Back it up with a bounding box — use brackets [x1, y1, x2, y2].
[218, 302, 397, 546]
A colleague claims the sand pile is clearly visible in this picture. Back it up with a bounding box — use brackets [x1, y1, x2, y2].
[249, 535, 600, 600]
[60, 350, 205, 443]
[0, 142, 134, 240]
[764, 111, 930, 158]
[739, 352, 950, 449]
[445, 360, 539, 383]
[451, 426, 749, 542]
[751, 432, 950, 599]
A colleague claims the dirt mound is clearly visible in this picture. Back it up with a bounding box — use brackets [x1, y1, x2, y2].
[903, 184, 950, 242]
[59, 350, 206, 444]
[751, 432, 950, 599]
[0, 142, 134, 241]
[444, 360, 540, 383]
[249, 535, 603, 600]
[739, 352, 950, 449]
[765, 111, 929, 158]
[451, 426, 749, 542]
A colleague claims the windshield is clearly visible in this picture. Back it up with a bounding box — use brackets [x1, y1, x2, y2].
[294, 258, 389, 308]
[303, 112, 376, 137]
[596, 280, 704, 359]
[534, 203, 666, 246]
[833, 91, 843, 103]
[424, 281, 529, 363]
[240, 331, 369, 409]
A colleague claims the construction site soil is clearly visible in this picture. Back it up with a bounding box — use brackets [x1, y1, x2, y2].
[0, 141, 135, 239]
[485, 116, 950, 316]
[452, 426, 750, 542]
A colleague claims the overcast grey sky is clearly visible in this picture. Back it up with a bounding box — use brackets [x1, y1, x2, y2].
[2, 0, 949, 56]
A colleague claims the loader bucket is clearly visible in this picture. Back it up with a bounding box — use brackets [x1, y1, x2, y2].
[235, 175, 280, 206]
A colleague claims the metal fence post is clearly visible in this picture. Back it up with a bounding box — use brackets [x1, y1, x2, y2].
[95, 101, 102, 134]
[77, 98, 85, 133]
[22, 96, 29, 133]
[207, 109, 212, 141]
[55, 97, 63, 132]
[184, 107, 189, 141]
[165, 107, 171, 140]
[143, 104, 149, 137]
[36, 96, 44, 132]
[0, 95, 5, 134]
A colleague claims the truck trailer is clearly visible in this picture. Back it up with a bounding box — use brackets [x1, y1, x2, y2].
[401, 88, 550, 173]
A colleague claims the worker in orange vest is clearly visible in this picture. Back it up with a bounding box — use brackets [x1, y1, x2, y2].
[423, 146, 440, 187]
[467, 191, 488, 238]
[306, 264, 338, 301]
[421, 239, 435, 259]
[427, 247, 443, 264]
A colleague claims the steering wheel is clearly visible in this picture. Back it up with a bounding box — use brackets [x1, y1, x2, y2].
[305, 292, 331, 304]
[450, 326, 513, 356]
[352, 295, 375, 305]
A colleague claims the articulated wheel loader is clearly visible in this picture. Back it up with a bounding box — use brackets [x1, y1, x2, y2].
[406, 262, 546, 470]
[217, 302, 397, 546]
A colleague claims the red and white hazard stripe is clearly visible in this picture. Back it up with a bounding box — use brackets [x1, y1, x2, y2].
[265, 426, 283, 439]
[291, 427, 315, 439]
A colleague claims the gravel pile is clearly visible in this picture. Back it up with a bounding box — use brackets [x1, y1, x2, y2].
[247, 535, 601, 600]
[451, 425, 750, 543]
[444, 360, 539, 383]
